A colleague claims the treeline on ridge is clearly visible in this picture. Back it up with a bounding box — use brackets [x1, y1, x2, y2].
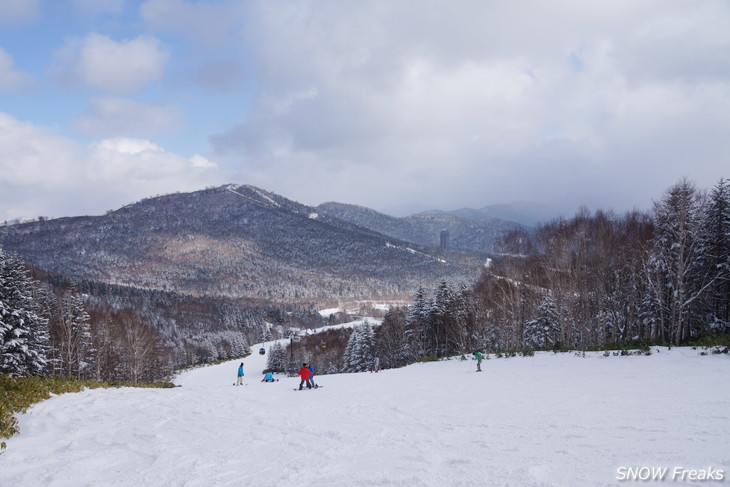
[278, 178, 730, 375]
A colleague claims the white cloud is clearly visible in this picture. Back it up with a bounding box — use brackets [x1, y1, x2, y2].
[73, 97, 184, 136]
[0, 113, 80, 188]
[212, 0, 730, 216]
[0, 47, 33, 91]
[141, 0, 244, 46]
[0, 114, 222, 220]
[86, 137, 216, 182]
[0, 0, 40, 25]
[53, 33, 169, 93]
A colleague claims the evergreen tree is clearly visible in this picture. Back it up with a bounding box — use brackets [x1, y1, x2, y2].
[402, 286, 429, 362]
[701, 178, 730, 330]
[266, 342, 287, 372]
[523, 292, 559, 349]
[428, 281, 453, 357]
[342, 323, 375, 373]
[648, 179, 708, 344]
[57, 287, 94, 378]
[31, 282, 61, 374]
[0, 248, 51, 377]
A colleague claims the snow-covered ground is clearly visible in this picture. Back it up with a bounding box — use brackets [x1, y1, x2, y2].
[1, 346, 728, 487]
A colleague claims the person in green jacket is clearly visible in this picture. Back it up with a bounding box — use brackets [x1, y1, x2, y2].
[474, 351, 483, 372]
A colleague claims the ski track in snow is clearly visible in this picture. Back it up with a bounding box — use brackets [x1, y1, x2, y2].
[1, 345, 728, 487]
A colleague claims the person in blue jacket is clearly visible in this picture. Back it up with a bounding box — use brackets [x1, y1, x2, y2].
[236, 362, 244, 385]
[307, 363, 317, 388]
[262, 371, 275, 382]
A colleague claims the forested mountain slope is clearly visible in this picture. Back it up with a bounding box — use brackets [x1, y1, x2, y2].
[317, 201, 526, 253]
[0, 185, 484, 301]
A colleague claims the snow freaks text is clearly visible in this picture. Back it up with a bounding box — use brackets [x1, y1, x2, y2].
[616, 466, 725, 482]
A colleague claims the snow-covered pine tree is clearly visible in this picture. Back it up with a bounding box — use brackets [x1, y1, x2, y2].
[649, 179, 708, 344]
[266, 342, 287, 372]
[428, 280, 453, 357]
[31, 281, 61, 375]
[227, 333, 250, 358]
[57, 287, 94, 378]
[259, 322, 273, 343]
[452, 283, 474, 353]
[700, 178, 730, 330]
[0, 248, 51, 377]
[523, 292, 559, 349]
[342, 323, 375, 373]
[402, 286, 429, 362]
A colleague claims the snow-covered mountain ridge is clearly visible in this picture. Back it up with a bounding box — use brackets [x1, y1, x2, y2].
[0, 184, 485, 301]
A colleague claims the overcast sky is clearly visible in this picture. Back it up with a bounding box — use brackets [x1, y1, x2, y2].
[0, 0, 728, 222]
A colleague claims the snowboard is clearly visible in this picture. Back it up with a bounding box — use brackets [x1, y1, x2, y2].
[293, 385, 323, 391]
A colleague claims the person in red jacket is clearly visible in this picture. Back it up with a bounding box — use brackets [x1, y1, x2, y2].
[298, 363, 313, 390]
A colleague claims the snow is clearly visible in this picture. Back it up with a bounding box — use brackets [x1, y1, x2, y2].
[385, 241, 447, 264]
[226, 186, 280, 208]
[1, 346, 728, 487]
[318, 307, 341, 317]
[303, 318, 380, 335]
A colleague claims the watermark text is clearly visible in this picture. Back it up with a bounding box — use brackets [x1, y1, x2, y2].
[617, 466, 725, 482]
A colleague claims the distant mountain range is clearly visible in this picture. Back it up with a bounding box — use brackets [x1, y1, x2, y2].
[0, 184, 545, 367]
[316, 202, 526, 254]
[417, 201, 559, 227]
[0, 184, 522, 303]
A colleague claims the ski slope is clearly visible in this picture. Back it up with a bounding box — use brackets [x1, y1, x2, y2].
[1, 344, 728, 487]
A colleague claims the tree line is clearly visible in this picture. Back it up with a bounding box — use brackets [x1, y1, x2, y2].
[315, 178, 730, 374]
[0, 252, 174, 382]
[1, 249, 336, 381]
[5, 178, 728, 380]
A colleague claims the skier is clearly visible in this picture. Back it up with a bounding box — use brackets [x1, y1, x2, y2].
[236, 362, 244, 385]
[371, 356, 381, 373]
[307, 363, 317, 387]
[474, 351, 483, 372]
[262, 371, 275, 382]
[298, 363, 313, 390]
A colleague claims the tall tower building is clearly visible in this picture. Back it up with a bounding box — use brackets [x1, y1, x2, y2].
[440, 230, 449, 250]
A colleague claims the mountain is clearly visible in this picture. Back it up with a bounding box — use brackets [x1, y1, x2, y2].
[0, 185, 484, 302]
[317, 201, 526, 253]
[420, 201, 560, 227]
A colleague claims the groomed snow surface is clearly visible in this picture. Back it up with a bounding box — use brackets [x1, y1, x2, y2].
[1, 345, 728, 487]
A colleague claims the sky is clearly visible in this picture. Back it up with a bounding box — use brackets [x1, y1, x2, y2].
[0, 0, 728, 222]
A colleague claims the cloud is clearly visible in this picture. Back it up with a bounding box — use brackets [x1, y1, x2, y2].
[86, 137, 217, 182]
[73, 97, 184, 137]
[0, 113, 222, 220]
[0, 113, 81, 188]
[0, 47, 33, 91]
[211, 0, 730, 216]
[194, 58, 247, 93]
[53, 33, 169, 94]
[0, 0, 40, 25]
[141, 0, 244, 46]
